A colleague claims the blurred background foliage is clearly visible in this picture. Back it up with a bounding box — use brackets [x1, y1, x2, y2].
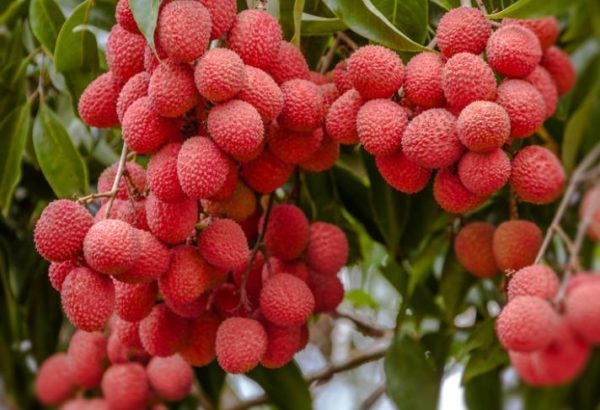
[0, 0, 599, 409]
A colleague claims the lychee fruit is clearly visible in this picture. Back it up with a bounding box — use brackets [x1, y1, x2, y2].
[454, 222, 497, 278]
[486, 25, 542, 78]
[139, 304, 189, 357]
[525, 65, 558, 118]
[510, 145, 565, 204]
[441, 52, 497, 110]
[305, 222, 348, 275]
[278, 79, 324, 131]
[146, 355, 193, 401]
[195, 48, 247, 103]
[35, 353, 75, 405]
[83, 219, 140, 275]
[493, 219, 542, 272]
[261, 323, 302, 369]
[78, 72, 122, 128]
[404, 52, 445, 108]
[436, 7, 491, 57]
[332, 60, 353, 94]
[147, 143, 187, 203]
[496, 295, 560, 351]
[121, 96, 178, 153]
[118, 229, 170, 283]
[113, 280, 157, 322]
[541, 46, 576, 95]
[201, 180, 257, 222]
[261, 204, 309, 261]
[268, 123, 323, 164]
[565, 281, 600, 343]
[507, 265, 559, 300]
[580, 186, 600, 241]
[375, 150, 431, 194]
[496, 79, 546, 138]
[402, 108, 463, 169]
[165, 293, 209, 319]
[237, 66, 284, 122]
[97, 161, 146, 201]
[67, 330, 107, 389]
[101, 363, 148, 410]
[347, 45, 404, 100]
[307, 270, 344, 313]
[260, 273, 315, 326]
[215, 317, 267, 373]
[240, 150, 294, 193]
[356, 99, 408, 156]
[116, 72, 149, 122]
[325, 89, 363, 145]
[146, 193, 198, 244]
[61, 267, 114, 331]
[502, 17, 559, 49]
[299, 137, 340, 173]
[197, 0, 237, 40]
[148, 60, 198, 117]
[458, 149, 511, 195]
[48, 259, 78, 292]
[232, 252, 264, 306]
[266, 257, 310, 282]
[157, 0, 212, 63]
[106, 24, 145, 81]
[456, 101, 510, 153]
[179, 312, 221, 366]
[199, 219, 250, 270]
[34, 199, 93, 262]
[433, 167, 487, 214]
[267, 41, 310, 84]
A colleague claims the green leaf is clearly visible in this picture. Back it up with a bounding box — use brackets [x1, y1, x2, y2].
[461, 318, 496, 356]
[462, 344, 508, 384]
[440, 251, 475, 323]
[385, 334, 440, 410]
[54, 0, 99, 73]
[280, 0, 306, 46]
[29, 0, 65, 54]
[371, 0, 428, 44]
[407, 233, 447, 297]
[301, 13, 347, 36]
[488, 0, 574, 19]
[247, 362, 312, 410]
[0, 0, 28, 26]
[0, 103, 32, 215]
[33, 103, 89, 198]
[129, 0, 160, 52]
[345, 288, 379, 309]
[321, 0, 429, 52]
[194, 362, 226, 407]
[523, 385, 570, 410]
[464, 370, 502, 410]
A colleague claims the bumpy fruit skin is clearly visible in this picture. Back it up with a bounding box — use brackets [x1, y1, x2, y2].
[146, 355, 193, 401]
[508, 265, 559, 300]
[496, 296, 559, 351]
[113, 280, 157, 322]
[119, 229, 169, 283]
[97, 161, 146, 202]
[61, 267, 115, 331]
[404, 52, 445, 108]
[305, 222, 348, 275]
[268, 123, 323, 164]
[149, 61, 198, 117]
[115, 200, 149, 231]
[433, 167, 487, 214]
[210, 160, 239, 201]
[566, 273, 600, 294]
[207, 100, 264, 161]
[210, 283, 242, 319]
[307, 270, 344, 313]
[565, 282, 600, 343]
[502, 17, 559, 49]
[456, 101, 510, 153]
[116, 72, 149, 122]
[261, 323, 302, 369]
[35, 353, 75, 405]
[160, 246, 217, 305]
[102, 363, 148, 410]
[458, 149, 511, 195]
[493, 220, 542, 271]
[496, 79, 546, 138]
[78, 72, 122, 128]
[202, 181, 257, 222]
[541, 46, 576, 95]
[140, 304, 189, 357]
[215, 317, 267, 373]
[268, 41, 310, 84]
[146, 193, 198, 244]
[106, 25, 145, 81]
[402, 108, 463, 169]
[122, 96, 177, 153]
[278, 79, 324, 131]
[165, 293, 208, 319]
[319, 83, 340, 110]
[356, 99, 408, 156]
[299, 137, 340, 173]
[232, 253, 264, 306]
[260, 273, 315, 326]
[197, 0, 236, 39]
[195, 48, 246, 103]
[442, 53, 497, 110]
[34, 200, 93, 262]
[115, 0, 138, 33]
[48, 259, 77, 291]
[333, 60, 353, 93]
[436, 7, 490, 57]
[241, 150, 294, 193]
[157, 1, 211, 63]
[227, 10, 283, 69]
[347, 45, 404, 100]
[262, 204, 309, 261]
[177, 136, 230, 199]
[67, 330, 107, 389]
[486, 25, 542, 78]
[179, 312, 221, 366]
[238, 66, 283, 121]
[144, 42, 167, 74]
[454, 222, 497, 278]
[199, 219, 249, 270]
[325, 89, 363, 145]
[376, 150, 431, 194]
[83, 219, 140, 275]
[267, 257, 310, 282]
[147, 143, 187, 203]
[510, 146, 565, 204]
[580, 187, 600, 241]
[525, 66, 558, 119]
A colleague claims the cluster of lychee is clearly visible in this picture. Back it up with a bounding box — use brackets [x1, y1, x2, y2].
[34, 0, 353, 381]
[35, 326, 193, 409]
[325, 7, 573, 213]
[494, 265, 600, 386]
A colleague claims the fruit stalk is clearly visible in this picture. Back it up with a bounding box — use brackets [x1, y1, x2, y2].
[104, 144, 129, 218]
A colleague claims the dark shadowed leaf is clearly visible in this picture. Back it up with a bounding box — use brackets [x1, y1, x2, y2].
[194, 361, 226, 407]
[247, 361, 311, 410]
[129, 0, 160, 51]
[464, 370, 502, 410]
[54, 0, 99, 73]
[371, 0, 429, 44]
[33, 103, 89, 197]
[301, 13, 347, 36]
[488, 0, 574, 19]
[29, 0, 65, 54]
[440, 251, 475, 323]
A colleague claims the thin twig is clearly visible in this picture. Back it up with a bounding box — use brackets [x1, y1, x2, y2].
[427, 37, 437, 49]
[474, 0, 487, 13]
[337, 32, 358, 51]
[359, 384, 387, 410]
[76, 191, 114, 204]
[332, 310, 391, 338]
[509, 188, 519, 220]
[555, 225, 576, 256]
[104, 144, 129, 218]
[318, 35, 342, 74]
[460, 0, 471, 7]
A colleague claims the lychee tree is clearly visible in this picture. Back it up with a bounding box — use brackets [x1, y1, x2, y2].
[1, 0, 600, 409]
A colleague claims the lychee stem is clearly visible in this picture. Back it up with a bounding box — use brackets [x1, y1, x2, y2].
[460, 0, 471, 7]
[237, 193, 275, 312]
[508, 188, 519, 219]
[104, 143, 129, 218]
[317, 35, 341, 74]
